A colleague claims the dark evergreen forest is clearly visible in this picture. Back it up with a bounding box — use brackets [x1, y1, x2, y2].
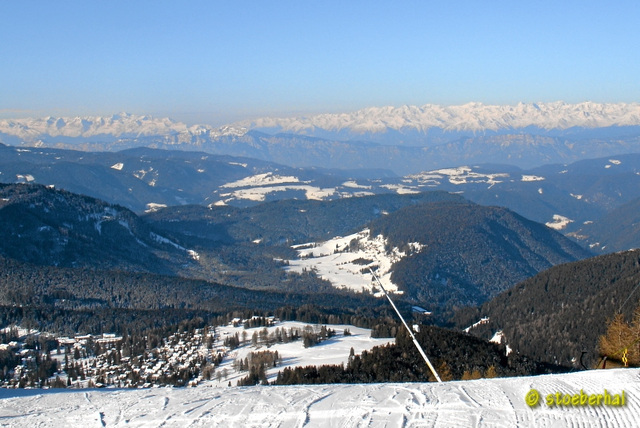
[452, 249, 640, 368]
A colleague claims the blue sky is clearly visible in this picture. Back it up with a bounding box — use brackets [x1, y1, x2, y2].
[1, 1, 638, 125]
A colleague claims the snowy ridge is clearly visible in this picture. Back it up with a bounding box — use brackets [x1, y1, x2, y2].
[2, 368, 638, 426]
[236, 101, 640, 134]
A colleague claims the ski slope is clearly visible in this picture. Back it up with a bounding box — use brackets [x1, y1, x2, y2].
[1, 368, 638, 427]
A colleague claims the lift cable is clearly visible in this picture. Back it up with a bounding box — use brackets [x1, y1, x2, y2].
[368, 267, 442, 382]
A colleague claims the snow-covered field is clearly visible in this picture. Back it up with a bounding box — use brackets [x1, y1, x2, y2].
[1, 368, 638, 427]
[285, 229, 423, 296]
[216, 321, 394, 385]
[545, 214, 574, 231]
[408, 166, 510, 188]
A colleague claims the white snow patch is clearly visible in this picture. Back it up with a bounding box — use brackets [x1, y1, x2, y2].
[220, 185, 337, 202]
[150, 231, 183, 249]
[538, 188, 544, 194]
[221, 172, 301, 188]
[381, 184, 421, 194]
[15, 174, 35, 183]
[150, 232, 200, 261]
[187, 250, 200, 261]
[110, 162, 124, 171]
[545, 214, 574, 230]
[133, 167, 154, 180]
[609, 159, 621, 165]
[145, 202, 167, 213]
[489, 331, 512, 356]
[228, 161, 248, 168]
[410, 166, 508, 187]
[463, 317, 490, 333]
[570, 193, 583, 200]
[305, 187, 338, 200]
[342, 181, 371, 189]
[489, 330, 503, 344]
[521, 175, 545, 182]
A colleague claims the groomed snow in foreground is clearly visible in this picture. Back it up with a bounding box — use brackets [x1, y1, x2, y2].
[1, 368, 638, 427]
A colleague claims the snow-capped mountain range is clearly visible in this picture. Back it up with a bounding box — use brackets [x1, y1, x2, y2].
[238, 101, 640, 134]
[2, 102, 640, 143]
[0, 112, 246, 142]
[3, 102, 640, 174]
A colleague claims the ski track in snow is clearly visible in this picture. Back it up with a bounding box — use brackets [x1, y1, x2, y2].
[1, 369, 639, 427]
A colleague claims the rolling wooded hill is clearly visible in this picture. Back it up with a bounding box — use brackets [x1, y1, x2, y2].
[452, 249, 640, 368]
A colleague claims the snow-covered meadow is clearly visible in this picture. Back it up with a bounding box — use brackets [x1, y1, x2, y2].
[285, 229, 424, 296]
[1, 368, 638, 427]
[216, 321, 394, 386]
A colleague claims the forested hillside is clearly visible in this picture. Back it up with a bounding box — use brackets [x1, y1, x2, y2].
[367, 201, 592, 316]
[273, 324, 567, 386]
[145, 191, 464, 246]
[576, 197, 640, 253]
[0, 255, 389, 335]
[0, 183, 193, 274]
[453, 249, 640, 368]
